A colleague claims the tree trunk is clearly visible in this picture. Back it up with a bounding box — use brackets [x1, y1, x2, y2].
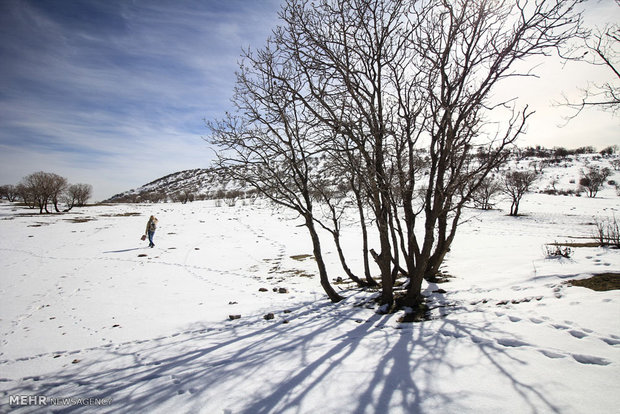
[331, 229, 365, 286]
[352, 181, 376, 286]
[388, 207, 401, 285]
[377, 212, 394, 310]
[305, 215, 343, 303]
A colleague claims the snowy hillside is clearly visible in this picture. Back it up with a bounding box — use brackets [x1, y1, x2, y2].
[103, 168, 238, 203]
[105, 153, 620, 205]
[1, 158, 619, 413]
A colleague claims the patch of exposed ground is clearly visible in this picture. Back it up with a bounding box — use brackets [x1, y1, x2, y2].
[568, 273, 620, 291]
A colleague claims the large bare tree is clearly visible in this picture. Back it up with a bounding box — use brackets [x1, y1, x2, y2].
[209, 0, 583, 311]
[208, 41, 344, 302]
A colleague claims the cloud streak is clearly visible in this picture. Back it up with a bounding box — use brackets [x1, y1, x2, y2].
[0, 0, 281, 200]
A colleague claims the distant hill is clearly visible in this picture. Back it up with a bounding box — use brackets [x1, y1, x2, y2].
[104, 151, 619, 204]
[104, 168, 253, 203]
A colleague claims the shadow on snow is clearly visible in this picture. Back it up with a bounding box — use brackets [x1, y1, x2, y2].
[2, 294, 562, 414]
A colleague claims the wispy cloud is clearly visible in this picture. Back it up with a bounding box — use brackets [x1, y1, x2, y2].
[0, 0, 281, 200]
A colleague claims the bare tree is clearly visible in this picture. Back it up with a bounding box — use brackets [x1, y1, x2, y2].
[311, 163, 368, 287]
[209, 0, 583, 310]
[17, 173, 92, 213]
[559, 2, 619, 117]
[20, 172, 56, 214]
[207, 39, 343, 302]
[64, 183, 93, 211]
[580, 165, 612, 197]
[503, 171, 538, 216]
[0, 185, 18, 202]
[15, 183, 35, 208]
[472, 177, 503, 210]
[49, 174, 68, 213]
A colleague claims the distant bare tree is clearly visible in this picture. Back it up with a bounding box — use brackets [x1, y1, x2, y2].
[0, 185, 18, 202]
[20, 172, 56, 213]
[472, 177, 503, 210]
[503, 171, 538, 216]
[15, 183, 35, 208]
[49, 174, 68, 213]
[17, 173, 92, 213]
[64, 184, 93, 211]
[580, 166, 612, 197]
[174, 188, 195, 204]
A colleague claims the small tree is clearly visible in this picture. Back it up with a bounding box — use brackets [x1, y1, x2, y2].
[472, 177, 502, 210]
[580, 166, 612, 197]
[0, 185, 18, 202]
[600, 145, 618, 156]
[15, 183, 35, 208]
[64, 184, 93, 211]
[179, 188, 196, 204]
[17, 173, 92, 213]
[49, 174, 68, 213]
[20, 172, 56, 213]
[503, 170, 538, 216]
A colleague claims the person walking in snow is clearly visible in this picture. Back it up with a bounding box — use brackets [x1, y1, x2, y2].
[145, 215, 158, 248]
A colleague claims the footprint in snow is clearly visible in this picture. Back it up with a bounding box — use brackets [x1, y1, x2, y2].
[529, 318, 544, 324]
[602, 337, 620, 346]
[497, 338, 530, 348]
[508, 316, 521, 322]
[539, 349, 565, 359]
[571, 354, 610, 366]
[569, 330, 588, 339]
[471, 335, 493, 345]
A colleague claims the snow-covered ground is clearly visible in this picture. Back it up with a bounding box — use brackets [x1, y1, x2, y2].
[0, 185, 619, 413]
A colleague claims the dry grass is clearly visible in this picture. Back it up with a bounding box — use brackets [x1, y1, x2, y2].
[290, 254, 313, 261]
[568, 273, 620, 291]
[64, 217, 96, 223]
[100, 212, 142, 217]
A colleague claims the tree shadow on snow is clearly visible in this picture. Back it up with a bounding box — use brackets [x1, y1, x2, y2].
[1, 293, 563, 414]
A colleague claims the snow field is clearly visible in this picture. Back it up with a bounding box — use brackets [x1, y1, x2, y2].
[0, 189, 618, 413]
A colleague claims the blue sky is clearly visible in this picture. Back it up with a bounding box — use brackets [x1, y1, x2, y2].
[0, 0, 281, 201]
[0, 0, 618, 201]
